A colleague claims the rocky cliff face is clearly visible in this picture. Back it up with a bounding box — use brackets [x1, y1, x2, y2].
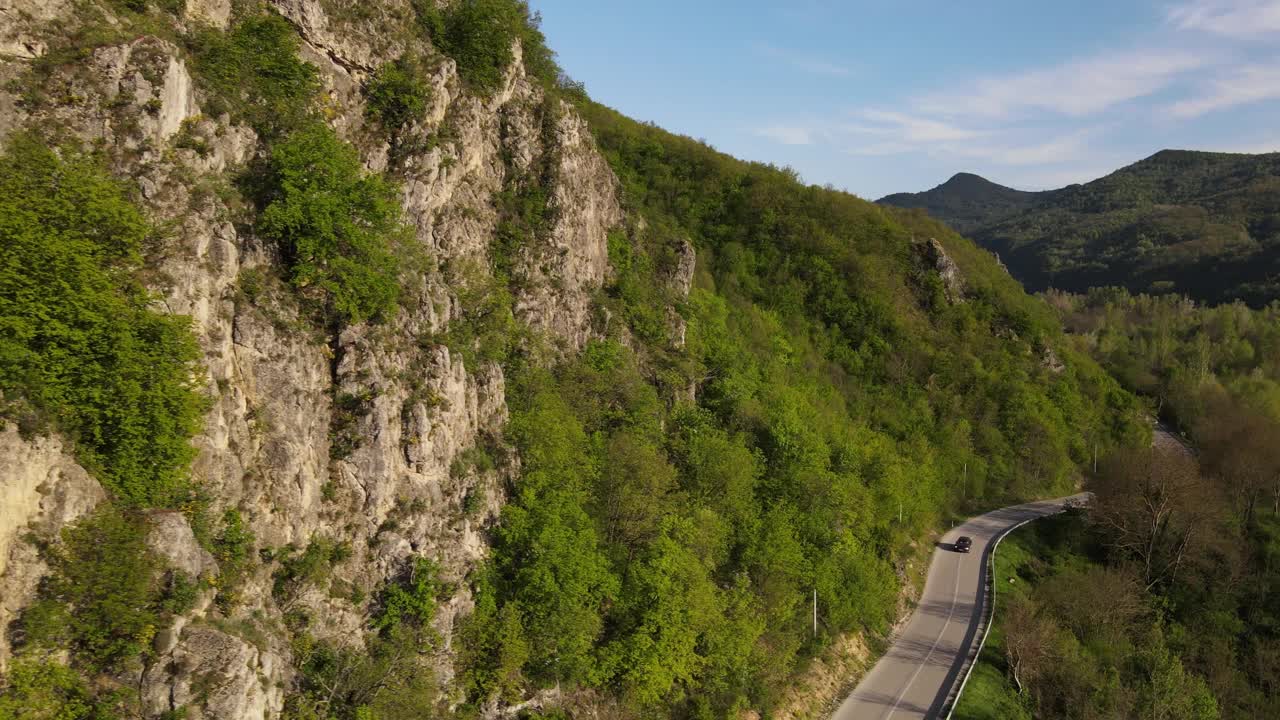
[918, 237, 966, 303]
[0, 1, 622, 717]
[0, 428, 105, 672]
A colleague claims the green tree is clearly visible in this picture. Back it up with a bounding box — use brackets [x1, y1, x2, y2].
[493, 485, 617, 686]
[488, 381, 620, 687]
[0, 134, 204, 507]
[602, 521, 720, 707]
[365, 57, 431, 136]
[425, 0, 554, 93]
[258, 122, 406, 325]
[372, 557, 441, 637]
[1138, 628, 1220, 720]
[0, 660, 99, 720]
[597, 431, 677, 552]
[21, 509, 160, 670]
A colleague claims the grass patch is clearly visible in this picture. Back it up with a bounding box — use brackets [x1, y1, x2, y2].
[952, 661, 1031, 720]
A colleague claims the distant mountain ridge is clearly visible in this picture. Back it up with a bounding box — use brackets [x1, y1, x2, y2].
[878, 172, 1041, 234]
[878, 150, 1280, 306]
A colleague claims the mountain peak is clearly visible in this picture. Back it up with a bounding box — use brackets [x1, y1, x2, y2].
[877, 171, 1039, 233]
[936, 171, 1012, 195]
[943, 171, 993, 185]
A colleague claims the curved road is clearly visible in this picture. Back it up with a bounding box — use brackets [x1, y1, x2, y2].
[832, 494, 1086, 720]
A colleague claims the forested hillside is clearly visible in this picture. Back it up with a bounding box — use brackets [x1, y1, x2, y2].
[0, 1, 1147, 719]
[879, 151, 1280, 307]
[458, 108, 1146, 714]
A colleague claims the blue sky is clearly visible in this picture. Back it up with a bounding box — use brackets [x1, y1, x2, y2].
[529, 0, 1280, 199]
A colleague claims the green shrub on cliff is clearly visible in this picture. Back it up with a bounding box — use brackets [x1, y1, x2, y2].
[257, 122, 407, 325]
[189, 11, 319, 137]
[0, 134, 205, 507]
[414, 0, 560, 93]
[19, 509, 161, 671]
[0, 659, 104, 720]
[365, 56, 432, 136]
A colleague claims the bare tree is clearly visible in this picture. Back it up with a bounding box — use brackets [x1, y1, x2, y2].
[1194, 391, 1280, 527]
[1004, 597, 1057, 694]
[1089, 447, 1221, 591]
[1043, 565, 1146, 638]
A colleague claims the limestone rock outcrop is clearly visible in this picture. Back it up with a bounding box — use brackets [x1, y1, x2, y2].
[919, 237, 966, 303]
[0, 0, 636, 715]
[0, 426, 105, 672]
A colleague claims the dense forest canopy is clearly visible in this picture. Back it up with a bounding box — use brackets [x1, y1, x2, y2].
[1048, 289, 1280, 431]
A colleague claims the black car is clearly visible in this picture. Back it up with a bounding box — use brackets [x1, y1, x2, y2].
[954, 536, 973, 553]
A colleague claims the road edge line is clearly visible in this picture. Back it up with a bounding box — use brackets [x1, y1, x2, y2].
[940, 508, 1057, 719]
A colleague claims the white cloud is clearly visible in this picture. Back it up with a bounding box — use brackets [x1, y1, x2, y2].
[757, 45, 853, 77]
[758, 111, 985, 150]
[750, 6, 1280, 189]
[836, 110, 1092, 166]
[915, 50, 1208, 119]
[1168, 0, 1280, 37]
[756, 125, 815, 145]
[1220, 140, 1280, 153]
[945, 131, 1096, 166]
[1167, 63, 1280, 116]
[824, 113, 1096, 171]
[849, 110, 987, 142]
[844, 141, 916, 157]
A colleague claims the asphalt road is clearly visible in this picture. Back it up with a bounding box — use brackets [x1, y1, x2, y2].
[831, 494, 1087, 720]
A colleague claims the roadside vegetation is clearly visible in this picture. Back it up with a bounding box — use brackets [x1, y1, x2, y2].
[954, 288, 1280, 719]
[957, 422, 1274, 712]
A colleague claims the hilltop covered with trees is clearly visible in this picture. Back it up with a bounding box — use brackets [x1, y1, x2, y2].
[879, 151, 1280, 307]
[456, 101, 1146, 712]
